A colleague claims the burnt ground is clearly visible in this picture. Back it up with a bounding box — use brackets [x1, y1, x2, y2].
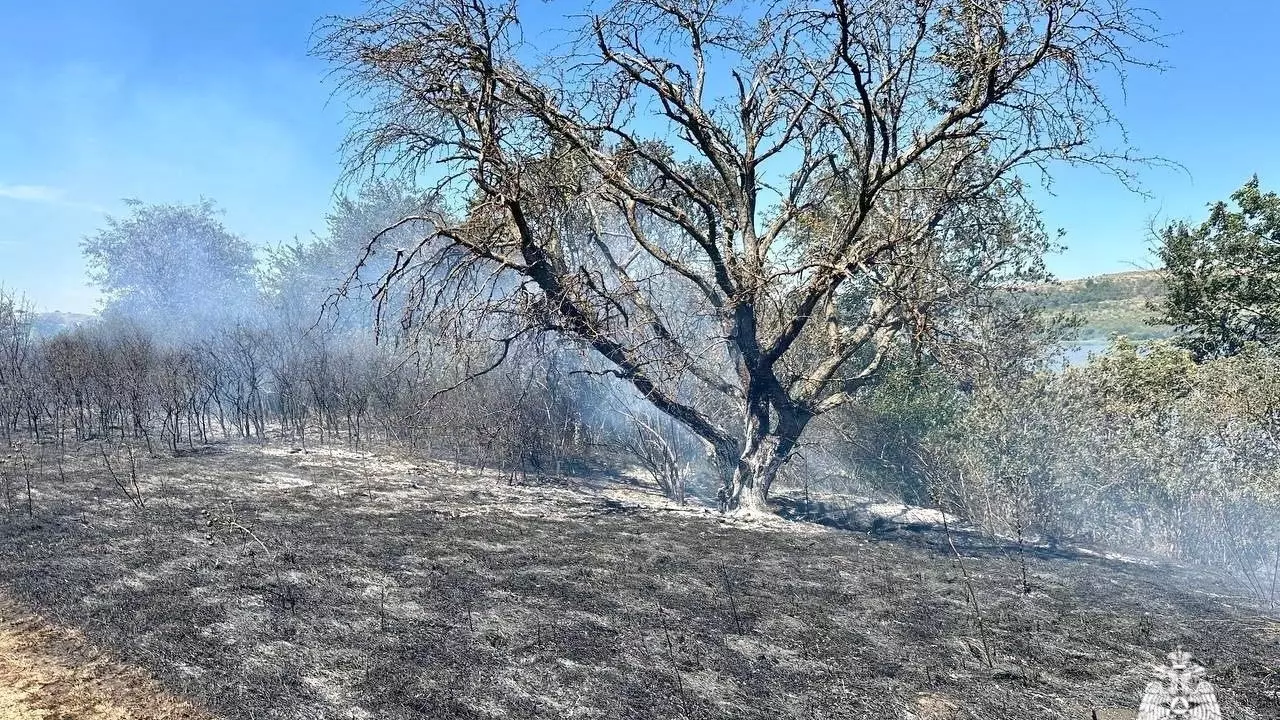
[0, 594, 213, 720]
[0, 442, 1276, 719]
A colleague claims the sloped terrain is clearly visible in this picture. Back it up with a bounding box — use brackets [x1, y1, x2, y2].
[1039, 270, 1172, 342]
[0, 443, 1276, 719]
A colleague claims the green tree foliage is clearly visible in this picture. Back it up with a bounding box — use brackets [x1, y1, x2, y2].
[262, 181, 440, 332]
[81, 199, 258, 340]
[930, 337, 1280, 603]
[824, 355, 966, 505]
[1156, 176, 1280, 359]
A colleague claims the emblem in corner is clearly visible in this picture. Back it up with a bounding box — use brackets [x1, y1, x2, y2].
[1136, 648, 1221, 720]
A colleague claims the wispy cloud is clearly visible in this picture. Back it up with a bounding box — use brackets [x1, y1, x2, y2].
[0, 183, 107, 213]
[0, 184, 65, 203]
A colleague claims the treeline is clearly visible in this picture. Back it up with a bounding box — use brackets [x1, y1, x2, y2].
[0, 182, 620, 481]
[0, 291, 604, 477]
[4, 281, 1279, 607]
[1037, 271, 1165, 310]
[914, 178, 1280, 605]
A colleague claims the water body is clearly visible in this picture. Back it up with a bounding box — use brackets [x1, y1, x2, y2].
[1060, 341, 1110, 366]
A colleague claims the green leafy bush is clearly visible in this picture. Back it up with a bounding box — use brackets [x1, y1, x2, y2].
[928, 338, 1280, 605]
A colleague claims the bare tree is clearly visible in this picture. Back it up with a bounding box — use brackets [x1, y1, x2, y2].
[0, 290, 36, 443]
[613, 405, 696, 505]
[318, 0, 1158, 512]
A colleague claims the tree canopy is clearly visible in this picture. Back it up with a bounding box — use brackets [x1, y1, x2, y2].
[81, 199, 258, 341]
[262, 181, 441, 333]
[1155, 176, 1280, 359]
[318, 0, 1158, 512]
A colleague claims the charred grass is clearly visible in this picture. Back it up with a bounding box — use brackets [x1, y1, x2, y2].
[0, 443, 1276, 719]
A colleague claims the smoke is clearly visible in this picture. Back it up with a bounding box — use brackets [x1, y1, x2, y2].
[926, 342, 1280, 609]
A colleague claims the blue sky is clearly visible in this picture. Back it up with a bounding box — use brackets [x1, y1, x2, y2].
[1, 0, 1278, 312]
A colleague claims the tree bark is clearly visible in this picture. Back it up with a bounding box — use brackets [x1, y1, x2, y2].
[721, 407, 811, 515]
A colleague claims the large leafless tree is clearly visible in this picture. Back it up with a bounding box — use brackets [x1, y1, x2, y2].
[318, 0, 1157, 512]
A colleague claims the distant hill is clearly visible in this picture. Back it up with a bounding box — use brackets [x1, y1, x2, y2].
[31, 311, 93, 338]
[1039, 269, 1173, 342]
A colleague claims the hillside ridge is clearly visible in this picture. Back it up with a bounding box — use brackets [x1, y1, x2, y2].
[1042, 269, 1171, 342]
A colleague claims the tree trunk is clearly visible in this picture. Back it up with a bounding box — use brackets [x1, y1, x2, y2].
[727, 436, 788, 514]
[720, 409, 811, 515]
